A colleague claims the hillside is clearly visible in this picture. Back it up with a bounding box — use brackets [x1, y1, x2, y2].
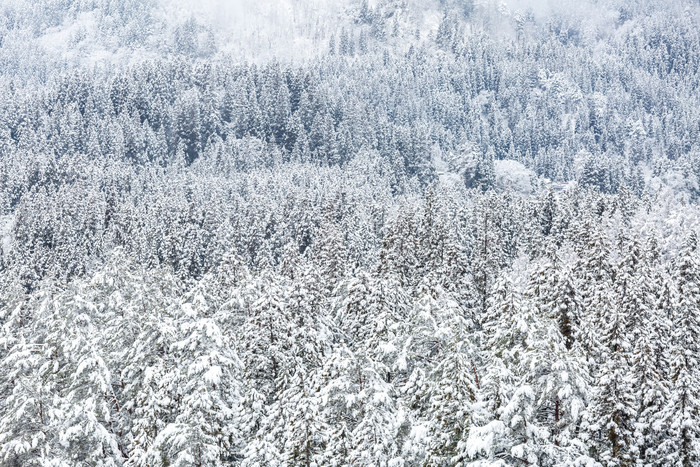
[2, 0, 700, 465]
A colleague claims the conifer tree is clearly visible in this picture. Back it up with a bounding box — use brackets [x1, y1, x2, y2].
[657, 233, 700, 466]
[468, 274, 547, 465]
[278, 367, 326, 467]
[584, 293, 636, 466]
[631, 269, 672, 465]
[148, 288, 241, 466]
[524, 254, 589, 462]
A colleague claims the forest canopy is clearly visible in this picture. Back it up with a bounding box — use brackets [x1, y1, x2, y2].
[1, 0, 700, 465]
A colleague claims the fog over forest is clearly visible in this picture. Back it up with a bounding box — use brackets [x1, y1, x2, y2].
[1, 0, 700, 465]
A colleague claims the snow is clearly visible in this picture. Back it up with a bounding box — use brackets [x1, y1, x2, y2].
[494, 160, 534, 194]
[465, 420, 505, 458]
[164, 0, 351, 62]
[0, 215, 12, 259]
[1, 0, 700, 465]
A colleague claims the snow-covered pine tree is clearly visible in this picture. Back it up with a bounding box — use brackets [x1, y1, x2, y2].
[470, 193, 506, 321]
[628, 235, 672, 465]
[467, 273, 547, 465]
[347, 362, 404, 467]
[575, 222, 615, 372]
[148, 286, 241, 466]
[657, 233, 700, 466]
[278, 366, 326, 466]
[583, 283, 636, 466]
[317, 345, 356, 467]
[522, 252, 589, 463]
[0, 282, 66, 465]
[48, 279, 125, 465]
[400, 276, 478, 466]
[631, 269, 672, 465]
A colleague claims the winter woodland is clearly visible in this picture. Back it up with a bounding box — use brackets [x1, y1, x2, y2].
[1, 0, 700, 465]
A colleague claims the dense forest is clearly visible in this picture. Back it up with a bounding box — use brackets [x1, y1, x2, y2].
[1, 0, 700, 465]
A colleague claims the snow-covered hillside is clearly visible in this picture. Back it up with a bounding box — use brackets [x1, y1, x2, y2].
[0, 0, 631, 79]
[3, 0, 700, 465]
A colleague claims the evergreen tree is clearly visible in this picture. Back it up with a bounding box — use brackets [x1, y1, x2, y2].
[632, 268, 672, 465]
[524, 255, 589, 462]
[148, 288, 241, 466]
[468, 274, 547, 465]
[657, 234, 700, 466]
[584, 292, 636, 466]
